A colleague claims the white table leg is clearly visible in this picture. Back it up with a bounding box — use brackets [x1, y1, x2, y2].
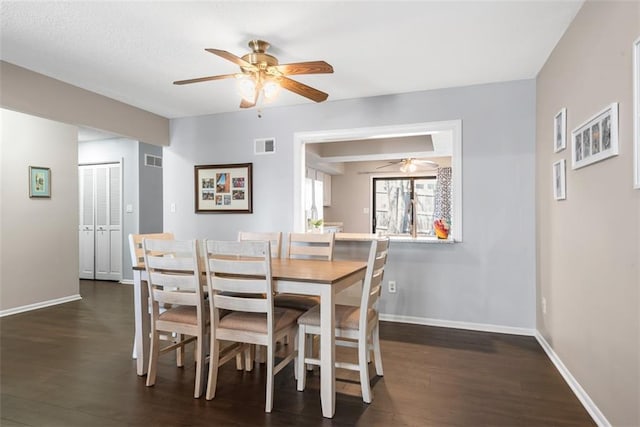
[133, 269, 150, 376]
[319, 286, 336, 418]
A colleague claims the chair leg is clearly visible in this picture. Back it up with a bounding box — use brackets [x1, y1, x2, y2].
[305, 335, 315, 371]
[372, 323, 384, 376]
[265, 341, 274, 413]
[206, 337, 220, 400]
[176, 333, 184, 367]
[244, 345, 254, 371]
[146, 330, 160, 387]
[358, 336, 372, 403]
[296, 326, 306, 391]
[194, 334, 206, 398]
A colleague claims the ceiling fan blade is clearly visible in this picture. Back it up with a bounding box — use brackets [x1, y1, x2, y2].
[375, 161, 401, 169]
[205, 48, 257, 71]
[272, 61, 333, 76]
[279, 77, 328, 102]
[173, 74, 237, 85]
[414, 159, 439, 166]
[239, 83, 261, 109]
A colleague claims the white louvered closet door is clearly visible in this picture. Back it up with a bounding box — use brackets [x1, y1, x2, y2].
[78, 163, 122, 281]
[79, 166, 95, 279]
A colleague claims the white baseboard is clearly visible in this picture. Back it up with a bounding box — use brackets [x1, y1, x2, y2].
[0, 294, 82, 317]
[119, 279, 134, 285]
[379, 313, 535, 336]
[535, 332, 610, 427]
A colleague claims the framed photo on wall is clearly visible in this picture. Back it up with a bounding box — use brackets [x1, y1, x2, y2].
[633, 37, 640, 189]
[554, 108, 567, 153]
[571, 103, 619, 170]
[553, 159, 566, 201]
[29, 166, 51, 198]
[194, 163, 253, 213]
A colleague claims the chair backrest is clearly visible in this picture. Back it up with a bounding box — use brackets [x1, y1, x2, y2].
[129, 232, 174, 268]
[142, 239, 205, 312]
[203, 240, 274, 335]
[286, 232, 335, 260]
[238, 231, 282, 258]
[359, 237, 390, 327]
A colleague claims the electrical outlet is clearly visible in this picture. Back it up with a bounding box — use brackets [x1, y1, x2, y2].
[388, 280, 397, 293]
[541, 297, 547, 314]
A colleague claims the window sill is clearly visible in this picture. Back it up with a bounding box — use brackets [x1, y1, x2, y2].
[335, 232, 457, 243]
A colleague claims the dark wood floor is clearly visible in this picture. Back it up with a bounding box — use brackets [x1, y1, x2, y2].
[0, 280, 595, 427]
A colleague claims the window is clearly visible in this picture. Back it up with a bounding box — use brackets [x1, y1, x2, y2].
[373, 177, 436, 236]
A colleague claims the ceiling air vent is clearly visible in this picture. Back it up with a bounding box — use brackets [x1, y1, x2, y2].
[145, 154, 162, 168]
[254, 137, 276, 155]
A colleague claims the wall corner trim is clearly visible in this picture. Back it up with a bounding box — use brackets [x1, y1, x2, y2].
[0, 294, 82, 317]
[534, 331, 610, 427]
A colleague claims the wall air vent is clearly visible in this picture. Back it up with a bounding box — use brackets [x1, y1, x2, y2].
[144, 154, 162, 168]
[254, 137, 276, 155]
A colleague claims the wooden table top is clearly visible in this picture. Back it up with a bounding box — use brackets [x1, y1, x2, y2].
[134, 258, 367, 284]
[271, 258, 366, 284]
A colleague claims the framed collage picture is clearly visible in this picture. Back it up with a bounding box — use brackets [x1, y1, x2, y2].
[571, 103, 618, 170]
[194, 163, 253, 213]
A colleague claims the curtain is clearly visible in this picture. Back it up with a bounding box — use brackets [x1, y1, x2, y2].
[433, 167, 452, 225]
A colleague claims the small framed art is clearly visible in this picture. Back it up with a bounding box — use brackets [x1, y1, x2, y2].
[554, 108, 566, 153]
[553, 159, 566, 201]
[194, 163, 253, 213]
[29, 166, 51, 198]
[571, 103, 618, 170]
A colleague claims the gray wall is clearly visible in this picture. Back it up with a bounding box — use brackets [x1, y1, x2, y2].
[536, 1, 639, 425]
[166, 79, 536, 329]
[1, 109, 80, 311]
[138, 142, 163, 234]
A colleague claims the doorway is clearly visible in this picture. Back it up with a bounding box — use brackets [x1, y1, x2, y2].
[79, 162, 123, 281]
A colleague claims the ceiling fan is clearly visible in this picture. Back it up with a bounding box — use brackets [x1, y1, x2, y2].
[376, 158, 439, 173]
[174, 40, 333, 109]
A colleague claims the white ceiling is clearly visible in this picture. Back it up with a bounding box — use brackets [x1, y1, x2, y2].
[0, 1, 583, 119]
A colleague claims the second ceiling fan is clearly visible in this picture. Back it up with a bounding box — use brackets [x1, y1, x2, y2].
[174, 40, 333, 109]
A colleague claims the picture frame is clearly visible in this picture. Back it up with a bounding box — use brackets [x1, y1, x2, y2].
[29, 166, 51, 198]
[554, 108, 567, 153]
[571, 102, 619, 170]
[194, 163, 252, 213]
[553, 159, 566, 201]
[633, 37, 640, 189]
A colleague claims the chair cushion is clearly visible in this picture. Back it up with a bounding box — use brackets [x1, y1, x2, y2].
[274, 294, 320, 311]
[158, 304, 209, 325]
[218, 307, 301, 334]
[298, 304, 376, 330]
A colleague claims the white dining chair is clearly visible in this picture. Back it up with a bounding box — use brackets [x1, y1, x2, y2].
[296, 237, 390, 403]
[203, 240, 300, 412]
[142, 238, 208, 398]
[274, 232, 335, 312]
[238, 231, 282, 258]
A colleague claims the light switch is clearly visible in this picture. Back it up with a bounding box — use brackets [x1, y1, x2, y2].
[126, 204, 133, 213]
[363, 207, 370, 214]
[170, 203, 176, 213]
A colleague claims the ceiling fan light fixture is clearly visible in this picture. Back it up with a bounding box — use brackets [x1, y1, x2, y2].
[262, 79, 281, 101]
[237, 75, 256, 102]
[400, 159, 417, 173]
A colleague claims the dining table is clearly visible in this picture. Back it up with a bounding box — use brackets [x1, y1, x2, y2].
[132, 256, 367, 418]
